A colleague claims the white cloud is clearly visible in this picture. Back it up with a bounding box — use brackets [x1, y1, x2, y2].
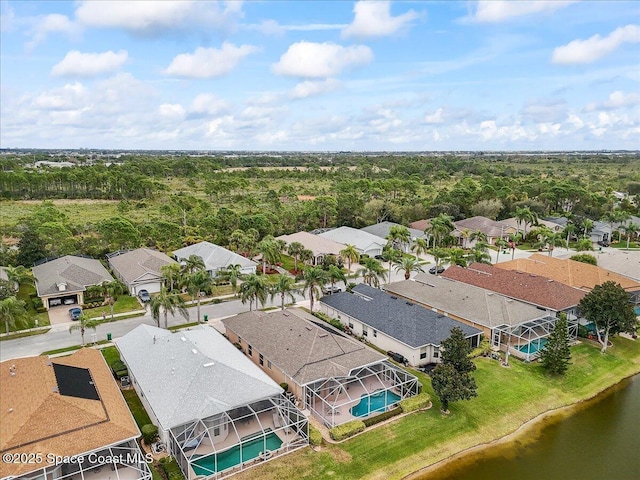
[158, 103, 185, 119]
[1, 1, 16, 32]
[163, 43, 258, 78]
[552, 25, 640, 64]
[424, 108, 444, 124]
[26, 14, 80, 51]
[290, 79, 341, 99]
[585, 91, 640, 112]
[272, 42, 373, 78]
[342, 1, 418, 39]
[521, 99, 568, 123]
[469, 1, 575, 23]
[75, 0, 242, 35]
[32, 83, 87, 110]
[246, 19, 347, 35]
[189, 94, 231, 116]
[51, 50, 129, 77]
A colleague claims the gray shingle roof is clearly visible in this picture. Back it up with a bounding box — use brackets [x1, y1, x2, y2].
[173, 241, 257, 272]
[116, 325, 282, 430]
[318, 227, 387, 254]
[384, 273, 549, 328]
[222, 308, 386, 386]
[360, 222, 427, 241]
[108, 248, 177, 285]
[321, 284, 481, 348]
[32, 256, 114, 297]
[275, 231, 345, 257]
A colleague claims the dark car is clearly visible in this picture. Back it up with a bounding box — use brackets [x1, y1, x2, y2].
[387, 351, 408, 365]
[69, 307, 82, 321]
[322, 285, 342, 295]
[138, 289, 151, 302]
[429, 265, 445, 275]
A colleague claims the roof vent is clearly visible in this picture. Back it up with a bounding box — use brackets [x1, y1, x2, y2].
[406, 301, 414, 306]
[180, 336, 186, 342]
[305, 326, 313, 331]
[192, 349, 198, 354]
[283, 312, 290, 317]
[319, 333, 328, 338]
[52, 387, 59, 393]
[390, 295, 398, 299]
[203, 362, 215, 367]
[426, 283, 435, 287]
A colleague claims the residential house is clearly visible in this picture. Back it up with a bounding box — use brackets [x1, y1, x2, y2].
[384, 273, 570, 361]
[442, 263, 585, 318]
[453, 216, 515, 247]
[32, 255, 114, 309]
[223, 308, 419, 428]
[497, 253, 640, 305]
[318, 227, 387, 257]
[173, 241, 257, 277]
[501, 217, 563, 234]
[107, 248, 178, 295]
[319, 284, 482, 367]
[0, 348, 151, 480]
[556, 250, 640, 282]
[360, 221, 429, 253]
[116, 324, 308, 480]
[409, 219, 431, 232]
[545, 217, 612, 244]
[275, 231, 346, 267]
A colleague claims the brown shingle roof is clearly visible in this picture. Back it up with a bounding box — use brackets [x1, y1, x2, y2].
[0, 349, 140, 478]
[496, 253, 640, 293]
[442, 263, 585, 311]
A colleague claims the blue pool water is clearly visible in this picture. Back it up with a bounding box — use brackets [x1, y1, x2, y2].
[350, 390, 401, 417]
[517, 338, 548, 354]
[634, 306, 640, 316]
[191, 429, 282, 476]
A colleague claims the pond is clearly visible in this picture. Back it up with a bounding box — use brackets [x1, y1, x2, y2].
[418, 374, 640, 480]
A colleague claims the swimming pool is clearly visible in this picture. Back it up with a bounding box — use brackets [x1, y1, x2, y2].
[350, 390, 401, 418]
[634, 306, 640, 316]
[517, 338, 548, 355]
[191, 429, 282, 476]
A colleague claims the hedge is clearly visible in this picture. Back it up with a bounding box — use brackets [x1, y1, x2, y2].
[329, 420, 365, 441]
[312, 311, 346, 332]
[111, 360, 128, 379]
[362, 406, 402, 427]
[400, 393, 431, 413]
[141, 424, 159, 444]
[159, 456, 184, 480]
[309, 424, 323, 446]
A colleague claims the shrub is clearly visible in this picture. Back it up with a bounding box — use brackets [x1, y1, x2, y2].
[329, 420, 365, 441]
[32, 298, 43, 309]
[362, 406, 402, 427]
[111, 360, 128, 378]
[280, 382, 289, 392]
[570, 254, 597, 266]
[309, 424, 323, 446]
[578, 324, 590, 338]
[312, 311, 345, 332]
[141, 424, 158, 444]
[159, 456, 183, 480]
[399, 393, 431, 413]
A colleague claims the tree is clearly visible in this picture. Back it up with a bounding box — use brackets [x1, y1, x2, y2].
[102, 279, 126, 320]
[287, 242, 305, 273]
[539, 313, 572, 375]
[301, 266, 328, 312]
[149, 287, 189, 329]
[181, 254, 205, 275]
[215, 264, 243, 293]
[357, 257, 385, 288]
[427, 214, 455, 249]
[0, 296, 28, 334]
[622, 222, 639, 250]
[382, 248, 402, 283]
[239, 274, 269, 311]
[444, 247, 467, 268]
[394, 256, 424, 280]
[469, 242, 492, 264]
[386, 225, 411, 252]
[98, 217, 141, 250]
[340, 244, 360, 273]
[544, 232, 567, 257]
[440, 326, 476, 374]
[575, 238, 593, 252]
[16, 229, 48, 266]
[570, 254, 597, 265]
[507, 232, 523, 260]
[258, 235, 281, 274]
[68, 313, 99, 346]
[326, 265, 346, 291]
[431, 363, 477, 413]
[270, 274, 300, 310]
[161, 263, 182, 291]
[578, 281, 636, 353]
[186, 270, 212, 323]
[494, 238, 509, 264]
[0, 280, 16, 301]
[411, 238, 429, 261]
[3, 265, 34, 290]
[515, 207, 538, 236]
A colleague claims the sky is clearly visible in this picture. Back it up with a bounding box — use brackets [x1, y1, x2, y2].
[1, 0, 639, 151]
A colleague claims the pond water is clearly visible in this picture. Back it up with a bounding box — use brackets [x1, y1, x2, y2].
[417, 374, 640, 480]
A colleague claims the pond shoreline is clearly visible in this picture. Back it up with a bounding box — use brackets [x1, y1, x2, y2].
[402, 369, 640, 480]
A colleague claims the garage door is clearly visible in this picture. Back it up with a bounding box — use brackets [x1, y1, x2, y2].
[134, 282, 161, 295]
[48, 294, 78, 308]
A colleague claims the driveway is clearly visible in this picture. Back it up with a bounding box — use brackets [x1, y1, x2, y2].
[47, 305, 76, 326]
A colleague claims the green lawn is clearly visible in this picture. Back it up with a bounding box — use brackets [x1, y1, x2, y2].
[85, 295, 143, 318]
[232, 336, 640, 480]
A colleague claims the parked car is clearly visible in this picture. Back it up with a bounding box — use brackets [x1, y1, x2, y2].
[137, 289, 151, 302]
[69, 307, 82, 321]
[322, 285, 342, 295]
[49, 298, 62, 307]
[429, 265, 445, 275]
[387, 351, 408, 365]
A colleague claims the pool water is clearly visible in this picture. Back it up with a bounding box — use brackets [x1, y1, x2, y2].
[517, 338, 548, 354]
[350, 390, 401, 417]
[191, 429, 283, 476]
[634, 306, 640, 316]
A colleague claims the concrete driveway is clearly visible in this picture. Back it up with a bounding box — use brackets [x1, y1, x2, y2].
[47, 305, 76, 326]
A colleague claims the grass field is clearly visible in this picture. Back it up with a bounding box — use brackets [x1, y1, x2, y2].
[231, 336, 640, 480]
[85, 295, 144, 318]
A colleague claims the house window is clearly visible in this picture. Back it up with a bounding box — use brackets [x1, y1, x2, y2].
[373, 330, 377, 338]
[433, 348, 439, 359]
[267, 360, 272, 369]
[348, 322, 354, 329]
[420, 347, 427, 360]
[214, 427, 220, 436]
[248, 345, 253, 356]
[259, 354, 264, 366]
[363, 329, 368, 337]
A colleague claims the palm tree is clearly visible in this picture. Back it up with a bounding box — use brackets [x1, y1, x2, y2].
[182, 254, 205, 275]
[68, 313, 99, 346]
[623, 222, 639, 250]
[270, 274, 300, 310]
[149, 286, 189, 328]
[4, 265, 34, 291]
[215, 264, 243, 294]
[357, 257, 386, 288]
[239, 274, 269, 311]
[459, 229, 471, 249]
[301, 266, 328, 312]
[102, 279, 126, 320]
[258, 235, 281, 275]
[382, 248, 402, 283]
[161, 263, 182, 292]
[340, 244, 360, 273]
[545, 233, 567, 257]
[386, 225, 411, 252]
[432, 247, 447, 270]
[394, 257, 424, 280]
[494, 238, 509, 264]
[411, 237, 429, 260]
[327, 265, 346, 292]
[444, 247, 468, 268]
[186, 270, 212, 322]
[581, 218, 594, 239]
[427, 214, 455, 249]
[507, 232, 523, 260]
[576, 238, 593, 252]
[0, 296, 28, 334]
[515, 207, 538, 236]
[300, 249, 314, 267]
[287, 242, 305, 272]
[563, 222, 577, 247]
[469, 242, 492, 264]
[612, 211, 631, 243]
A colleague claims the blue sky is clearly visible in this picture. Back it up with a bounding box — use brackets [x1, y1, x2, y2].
[1, 1, 639, 151]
